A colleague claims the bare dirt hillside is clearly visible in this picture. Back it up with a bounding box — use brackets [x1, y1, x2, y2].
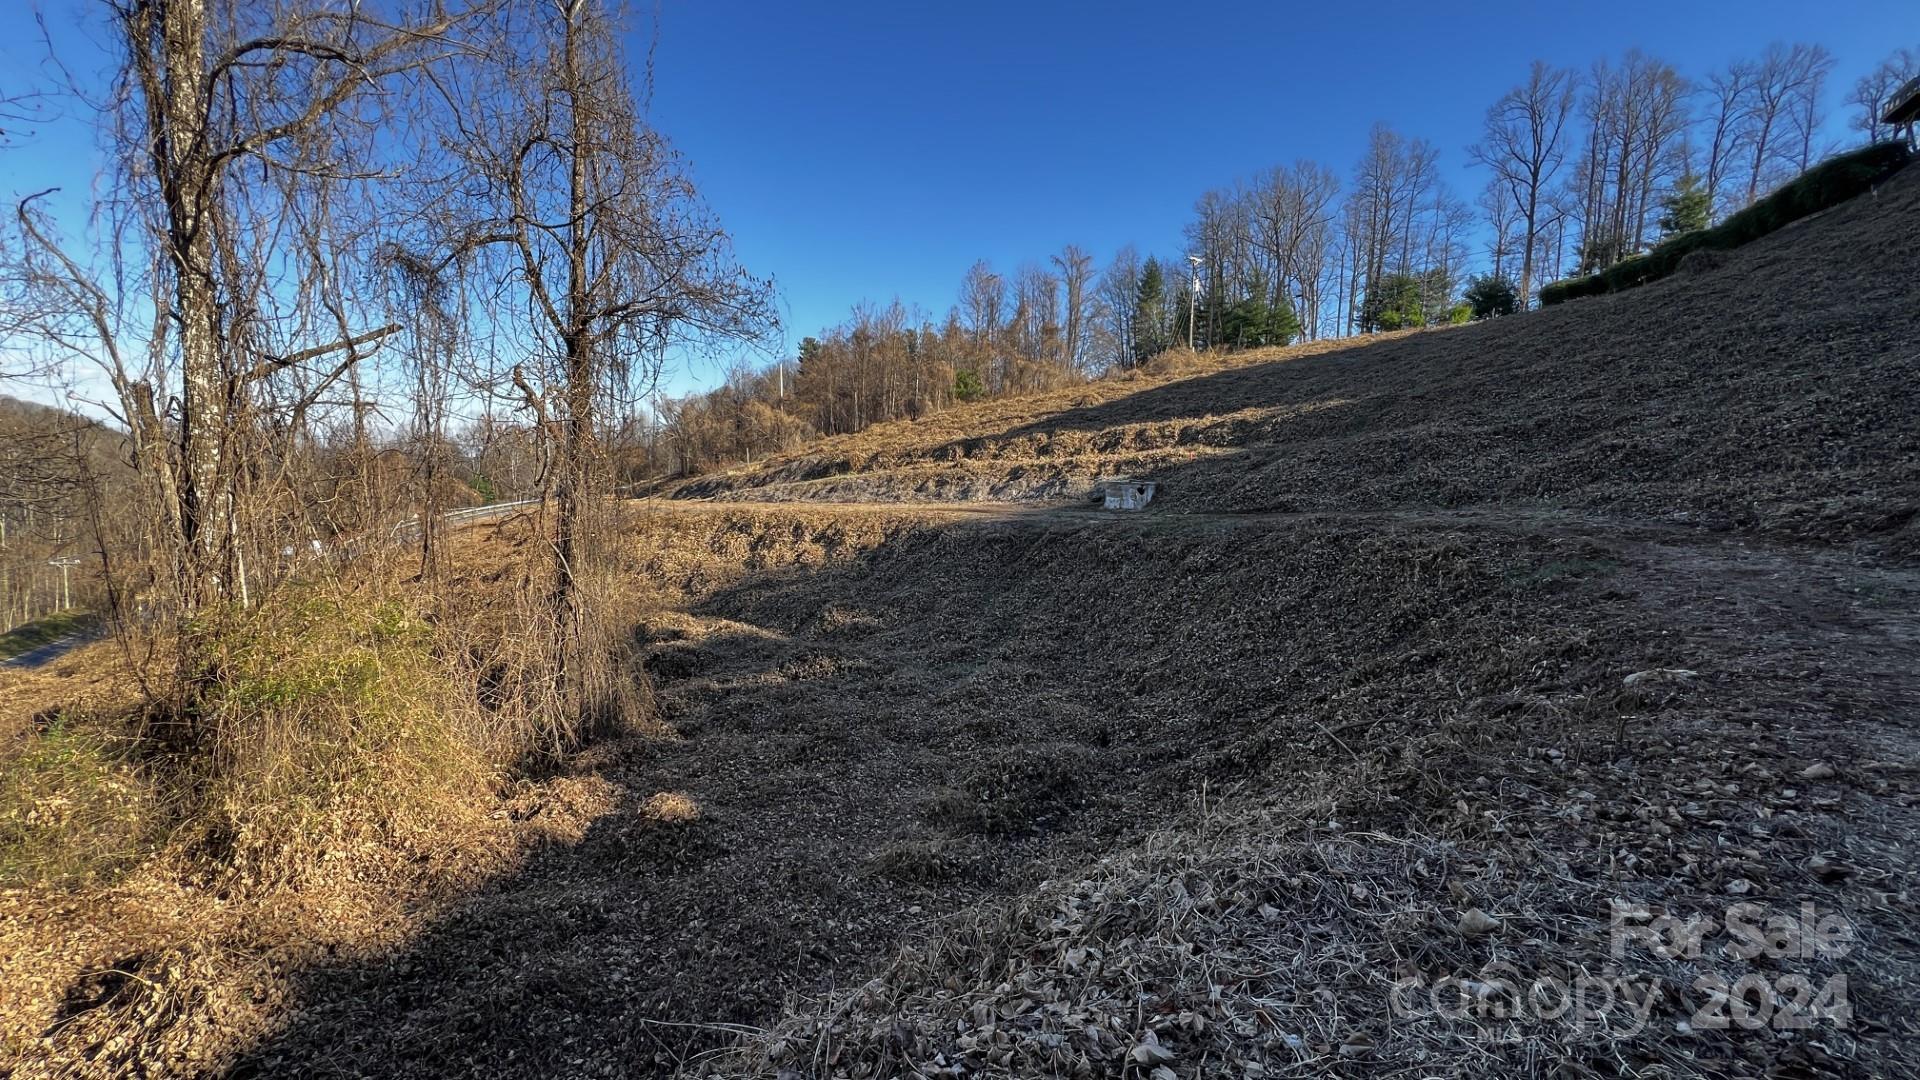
[216, 169, 1920, 1079]
[673, 165, 1920, 558]
[6, 175, 1919, 1079]
[221, 501, 1920, 1079]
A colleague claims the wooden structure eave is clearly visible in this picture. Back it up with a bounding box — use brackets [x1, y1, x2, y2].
[1885, 75, 1920, 127]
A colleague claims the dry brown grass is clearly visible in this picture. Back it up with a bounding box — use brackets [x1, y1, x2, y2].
[0, 719, 157, 887]
[184, 586, 501, 886]
[642, 789, 701, 824]
[0, 641, 136, 742]
[667, 331, 1436, 504]
[0, 548, 636, 1077]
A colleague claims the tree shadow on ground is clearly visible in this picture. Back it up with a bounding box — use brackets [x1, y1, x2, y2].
[220, 513, 1199, 1079]
[890, 327, 1483, 467]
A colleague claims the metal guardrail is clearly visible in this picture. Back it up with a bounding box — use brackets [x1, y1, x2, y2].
[384, 499, 541, 544]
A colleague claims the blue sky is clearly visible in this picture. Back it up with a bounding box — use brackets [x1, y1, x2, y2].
[3, 0, 1910, 401]
[643, 0, 1907, 387]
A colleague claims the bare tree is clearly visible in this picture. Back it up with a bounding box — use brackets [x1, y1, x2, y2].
[1700, 61, 1754, 218]
[383, 248, 462, 578]
[1346, 125, 1447, 331]
[1051, 244, 1095, 376]
[958, 260, 1005, 389]
[1623, 55, 1691, 251]
[447, 0, 773, 742]
[1743, 43, 1835, 205]
[1478, 178, 1519, 283]
[1184, 186, 1252, 348]
[1568, 52, 1688, 270]
[1095, 246, 1140, 369]
[1790, 46, 1837, 171]
[1247, 161, 1338, 335]
[8, 0, 465, 691]
[1469, 61, 1575, 308]
[959, 261, 1004, 345]
[1010, 262, 1061, 369]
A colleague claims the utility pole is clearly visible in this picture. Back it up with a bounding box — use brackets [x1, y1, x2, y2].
[649, 388, 660, 471]
[48, 557, 81, 611]
[1186, 254, 1203, 351]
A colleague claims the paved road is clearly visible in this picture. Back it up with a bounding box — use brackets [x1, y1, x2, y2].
[1, 630, 97, 670]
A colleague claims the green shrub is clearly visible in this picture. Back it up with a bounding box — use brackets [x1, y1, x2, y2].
[0, 719, 158, 886]
[1541, 141, 1912, 306]
[195, 590, 492, 855]
[1464, 275, 1517, 319]
[2, 589, 502, 889]
[953, 369, 984, 402]
[1364, 269, 1454, 331]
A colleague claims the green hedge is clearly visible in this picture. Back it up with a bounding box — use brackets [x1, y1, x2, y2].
[1540, 141, 1913, 306]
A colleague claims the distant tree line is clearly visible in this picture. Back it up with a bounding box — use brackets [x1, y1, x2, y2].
[0, 397, 136, 631]
[4, 21, 1913, 595]
[634, 40, 1916, 475]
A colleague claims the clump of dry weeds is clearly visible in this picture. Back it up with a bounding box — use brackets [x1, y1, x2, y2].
[0, 718, 158, 887]
[184, 586, 498, 887]
[0, 557, 639, 1076]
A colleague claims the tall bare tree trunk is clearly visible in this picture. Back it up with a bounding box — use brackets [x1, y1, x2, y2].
[142, 0, 231, 615]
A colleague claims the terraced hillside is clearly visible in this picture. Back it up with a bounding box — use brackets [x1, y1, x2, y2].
[674, 164, 1920, 557]
[198, 498, 1918, 1080]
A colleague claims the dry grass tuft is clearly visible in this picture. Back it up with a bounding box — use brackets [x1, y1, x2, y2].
[184, 586, 498, 884]
[643, 790, 701, 824]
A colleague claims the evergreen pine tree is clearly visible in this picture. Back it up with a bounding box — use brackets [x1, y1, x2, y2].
[1659, 174, 1712, 236]
[1464, 274, 1518, 319]
[1220, 295, 1300, 348]
[1131, 258, 1167, 365]
[796, 336, 824, 376]
[1364, 272, 1428, 331]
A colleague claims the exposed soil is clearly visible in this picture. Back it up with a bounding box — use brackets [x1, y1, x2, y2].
[6, 168, 1920, 1079]
[207, 502, 1920, 1078]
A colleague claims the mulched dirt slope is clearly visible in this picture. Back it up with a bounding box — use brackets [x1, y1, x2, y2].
[673, 166, 1920, 557]
[221, 505, 1920, 1078]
